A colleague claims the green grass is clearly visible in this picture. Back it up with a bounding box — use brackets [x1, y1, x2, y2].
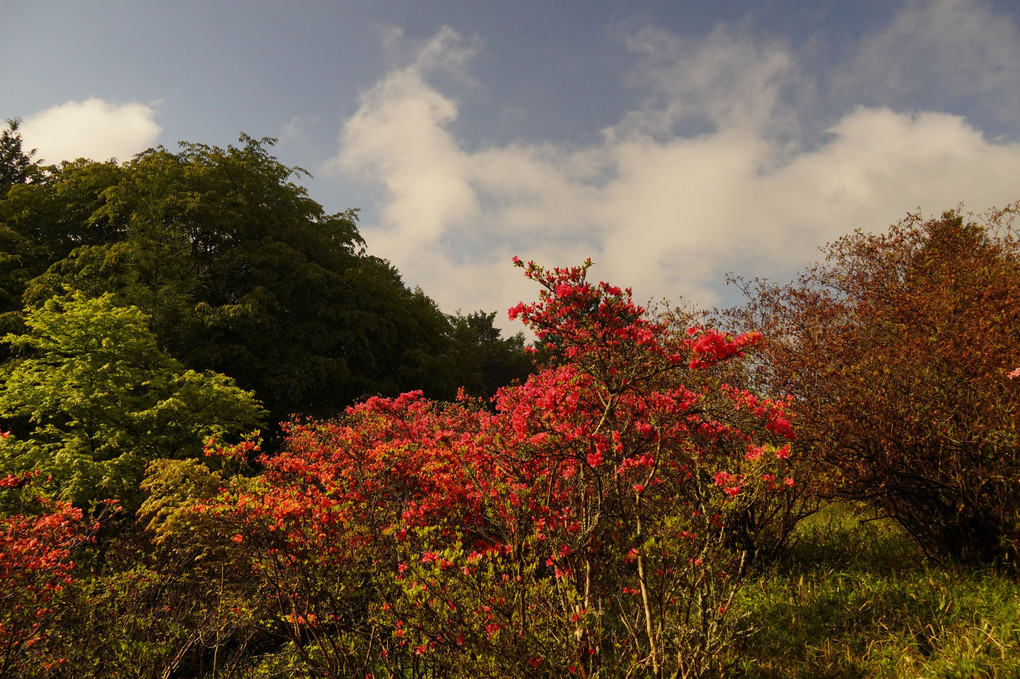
[730, 503, 1020, 678]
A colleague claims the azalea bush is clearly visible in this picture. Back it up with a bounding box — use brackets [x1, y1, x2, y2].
[3, 457, 261, 679]
[0, 470, 84, 679]
[729, 206, 1020, 567]
[187, 259, 797, 678]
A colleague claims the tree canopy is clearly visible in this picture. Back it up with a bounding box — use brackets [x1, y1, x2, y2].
[729, 205, 1020, 566]
[0, 292, 265, 509]
[1, 120, 1017, 673]
[0, 135, 531, 429]
[0, 119, 39, 193]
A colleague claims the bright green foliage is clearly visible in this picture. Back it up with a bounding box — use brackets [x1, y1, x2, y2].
[56, 473, 261, 679]
[0, 292, 265, 508]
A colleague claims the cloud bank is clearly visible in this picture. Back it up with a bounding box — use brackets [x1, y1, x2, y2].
[20, 98, 161, 165]
[335, 1, 1020, 329]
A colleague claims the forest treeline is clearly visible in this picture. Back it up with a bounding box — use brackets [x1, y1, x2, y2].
[0, 121, 532, 424]
[2, 118, 1019, 678]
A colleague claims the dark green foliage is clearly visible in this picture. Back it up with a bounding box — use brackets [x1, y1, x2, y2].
[0, 119, 39, 194]
[448, 310, 533, 399]
[0, 149, 123, 347]
[0, 134, 532, 429]
[16, 136, 370, 423]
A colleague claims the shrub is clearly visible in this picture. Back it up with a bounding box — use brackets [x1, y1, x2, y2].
[196, 259, 798, 678]
[0, 471, 84, 678]
[729, 204, 1020, 567]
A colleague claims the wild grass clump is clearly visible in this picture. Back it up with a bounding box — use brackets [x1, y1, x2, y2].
[732, 503, 1020, 678]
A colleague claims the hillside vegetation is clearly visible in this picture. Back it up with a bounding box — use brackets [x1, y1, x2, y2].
[2, 121, 1018, 678]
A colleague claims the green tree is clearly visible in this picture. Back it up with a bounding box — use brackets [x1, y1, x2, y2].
[0, 119, 39, 194]
[13, 136, 524, 426]
[448, 310, 533, 399]
[0, 156, 124, 346]
[0, 291, 265, 509]
[17, 136, 364, 422]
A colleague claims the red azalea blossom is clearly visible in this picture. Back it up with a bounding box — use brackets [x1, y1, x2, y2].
[195, 258, 797, 679]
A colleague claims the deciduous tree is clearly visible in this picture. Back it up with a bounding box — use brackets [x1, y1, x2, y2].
[729, 205, 1020, 566]
[0, 119, 39, 194]
[0, 292, 265, 509]
[6, 135, 527, 426]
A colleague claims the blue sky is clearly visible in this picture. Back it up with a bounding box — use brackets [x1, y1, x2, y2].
[3, 0, 1020, 330]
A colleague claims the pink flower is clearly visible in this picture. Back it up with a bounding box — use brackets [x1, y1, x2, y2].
[713, 471, 734, 486]
[1008, 368, 1020, 379]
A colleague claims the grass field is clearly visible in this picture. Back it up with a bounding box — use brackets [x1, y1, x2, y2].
[732, 504, 1020, 678]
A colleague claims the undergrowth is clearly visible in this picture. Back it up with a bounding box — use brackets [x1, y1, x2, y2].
[732, 503, 1020, 678]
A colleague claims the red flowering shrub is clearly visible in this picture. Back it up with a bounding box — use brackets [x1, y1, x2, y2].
[0, 471, 83, 678]
[201, 260, 797, 678]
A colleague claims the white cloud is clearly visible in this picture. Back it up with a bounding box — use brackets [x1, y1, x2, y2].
[20, 98, 161, 164]
[333, 10, 1020, 333]
[334, 26, 485, 271]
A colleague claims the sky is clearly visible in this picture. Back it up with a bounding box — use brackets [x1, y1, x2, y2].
[3, 0, 1020, 332]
